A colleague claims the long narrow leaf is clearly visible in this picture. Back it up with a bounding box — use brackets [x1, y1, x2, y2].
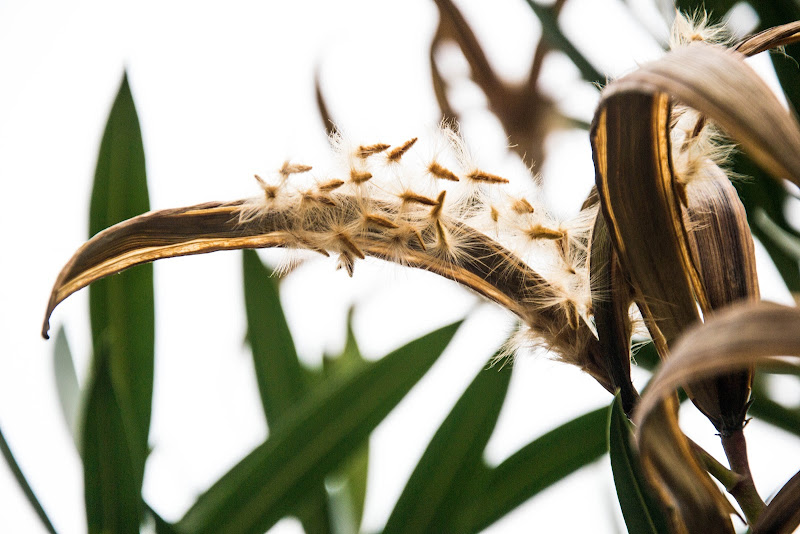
[384, 358, 512, 533]
[53, 327, 80, 448]
[242, 250, 307, 428]
[242, 249, 332, 533]
[608, 393, 670, 534]
[176, 321, 462, 534]
[0, 425, 57, 534]
[83, 72, 153, 532]
[464, 406, 608, 532]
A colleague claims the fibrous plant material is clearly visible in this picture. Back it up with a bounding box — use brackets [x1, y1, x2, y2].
[43, 125, 613, 390]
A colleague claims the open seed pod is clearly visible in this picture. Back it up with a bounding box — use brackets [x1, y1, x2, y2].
[592, 21, 800, 530]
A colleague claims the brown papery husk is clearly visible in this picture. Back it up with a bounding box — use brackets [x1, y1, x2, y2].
[589, 211, 639, 414]
[592, 91, 704, 354]
[683, 164, 759, 434]
[603, 41, 800, 189]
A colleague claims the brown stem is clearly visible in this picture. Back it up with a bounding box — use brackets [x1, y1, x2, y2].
[720, 428, 765, 525]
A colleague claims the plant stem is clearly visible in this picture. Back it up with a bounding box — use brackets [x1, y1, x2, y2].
[720, 428, 765, 525]
[688, 438, 741, 492]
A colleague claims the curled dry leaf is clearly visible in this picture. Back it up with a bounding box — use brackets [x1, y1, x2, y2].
[603, 41, 800, 188]
[635, 302, 800, 423]
[752, 469, 800, 534]
[635, 302, 800, 531]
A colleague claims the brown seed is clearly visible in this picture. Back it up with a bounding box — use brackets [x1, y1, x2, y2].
[254, 175, 279, 200]
[428, 161, 460, 181]
[350, 169, 373, 184]
[365, 213, 399, 229]
[526, 225, 564, 240]
[301, 192, 336, 207]
[512, 198, 535, 214]
[430, 190, 447, 218]
[490, 206, 499, 222]
[387, 137, 418, 161]
[434, 219, 450, 250]
[467, 170, 509, 184]
[357, 143, 390, 158]
[337, 232, 366, 259]
[280, 161, 313, 176]
[318, 179, 345, 191]
[399, 192, 437, 206]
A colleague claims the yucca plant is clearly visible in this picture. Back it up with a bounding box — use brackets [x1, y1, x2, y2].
[7, 3, 800, 534]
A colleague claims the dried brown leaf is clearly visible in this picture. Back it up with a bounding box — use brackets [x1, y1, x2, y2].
[735, 21, 800, 57]
[635, 301, 800, 425]
[639, 397, 736, 534]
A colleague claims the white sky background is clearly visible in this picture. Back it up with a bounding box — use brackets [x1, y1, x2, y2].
[1, 0, 800, 532]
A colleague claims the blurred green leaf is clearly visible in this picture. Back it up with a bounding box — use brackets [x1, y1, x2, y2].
[242, 250, 307, 428]
[53, 327, 80, 449]
[732, 152, 800, 293]
[324, 308, 369, 533]
[82, 349, 144, 533]
[85, 72, 153, 532]
[608, 392, 670, 534]
[748, 396, 800, 439]
[177, 321, 462, 534]
[384, 358, 512, 533]
[242, 249, 332, 533]
[464, 405, 608, 532]
[0, 425, 57, 534]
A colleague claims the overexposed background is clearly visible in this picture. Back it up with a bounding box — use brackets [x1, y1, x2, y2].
[1, 1, 799, 532]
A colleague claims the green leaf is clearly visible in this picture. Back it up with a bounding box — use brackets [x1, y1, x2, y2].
[53, 327, 80, 448]
[324, 308, 369, 532]
[0, 424, 57, 534]
[242, 249, 332, 534]
[608, 393, 670, 534]
[84, 72, 153, 532]
[177, 320, 462, 534]
[384, 358, 512, 534]
[464, 406, 608, 532]
[242, 250, 307, 428]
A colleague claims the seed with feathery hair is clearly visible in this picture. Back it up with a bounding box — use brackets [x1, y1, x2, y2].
[280, 161, 313, 176]
[365, 213, 399, 229]
[428, 161, 459, 181]
[399, 192, 438, 206]
[318, 179, 345, 192]
[512, 198, 535, 214]
[357, 143, 390, 158]
[350, 169, 373, 184]
[429, 190, 446, 218]
[467, 170, 509, 184]
[387, 137, 418, 162]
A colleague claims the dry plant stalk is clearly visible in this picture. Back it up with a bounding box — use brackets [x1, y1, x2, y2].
[42, 13, 800, 534]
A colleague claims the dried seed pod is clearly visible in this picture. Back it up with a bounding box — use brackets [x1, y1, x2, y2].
[683, 165, 758, 434]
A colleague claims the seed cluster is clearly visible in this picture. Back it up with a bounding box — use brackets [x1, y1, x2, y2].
[239, 126, 596, 347]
